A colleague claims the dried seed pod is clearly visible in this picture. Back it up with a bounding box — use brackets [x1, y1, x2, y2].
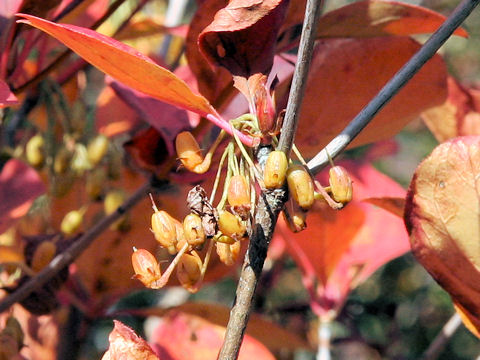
[26, 134, 45, 168]
[151, 209, 178, 254]
[216, 241, 241, 266]
[287, 165, 314, 210]
[54, 147, 72, 174]
[227, 175, 251, 218]
[31, 240, 57, 273]
[283, 206, 307, 233]
[329, 166, 353, 205]
[175, 131, 204, 171]
[60, 209, 84, 235]
[183, 213, 206, 248]
[177, 252, 202, 292]
[264, 150, 288, 189]
[218, 210, 246, 241]
[131, 248, 161, 289]
[87, 134, 109, 166]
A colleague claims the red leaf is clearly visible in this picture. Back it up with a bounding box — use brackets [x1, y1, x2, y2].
[0, 79, 18, 108]
[316, 0, 468, 38]
[0, 159, 45, 234]
[198, 0, 289, 77]
[404, 136, 480, 337]
[277, 161, 409, 318]
[149, 311, 276, 360]
[101, 320, 159, 360]
[16, 14, 217, 118]
[294, 37, 447, 157]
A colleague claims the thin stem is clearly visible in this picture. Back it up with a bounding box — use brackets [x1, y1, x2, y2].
[277, 0, 324, 156]
[0, 180, 152, 313]
[307, 0, 480, 174]
[420, 313, 462, 360]
[317, 320, 332, 360]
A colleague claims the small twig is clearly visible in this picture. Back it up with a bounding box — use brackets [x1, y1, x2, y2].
[277, 0, 324, 155]
[420, 313, 462, 360]
[0, 180, 152, 313]
[317, 320, 332, 360]
[307, 0, 480, 174]
[218, 1, 324, 358]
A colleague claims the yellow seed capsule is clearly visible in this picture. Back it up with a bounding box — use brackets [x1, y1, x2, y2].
[87, 135, 109, 166]
[215, 234, 236, 245]
[131, 248, 161, 289]
[31, 241, 57, 273]
[227, 175, 251, 218]
[183, 214, 206, 248]
[218, 210, 246, 241]
[177, 252, 202, 292]
[329, 166, 353, 205]
[175, 131, 204, 171]
[216, 241, 241, 266]
[287, 165, 314, 210]
[151, 210, 178, 254]
[264, 150, 288, 189]
[105, 190, 129, 231]
[54, 147, 72, 174]
[26, 134, 45, 168]
[60, 209, 85, 235]
[86, 168, 106, 200]
[283, 206, 307, 233]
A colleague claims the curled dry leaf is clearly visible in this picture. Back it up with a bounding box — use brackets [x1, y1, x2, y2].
[101, 320, 158, 360]
[198, 0, 289, 77]
[404, 136, 480, 337]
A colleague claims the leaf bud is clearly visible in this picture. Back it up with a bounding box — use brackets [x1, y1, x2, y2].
[329, 166, 353, 205]
[218, 210, 247, 241]
[177, 252, 202, 292]
[87, 134, 109, 166]
[253, 75, 276, 139]
[264, 150, 288, 189]
[31, 240, 57, 273]
[60, 208, 85, 235]
[227, 175, 251, 218]
[151, 210, 178, 254]
[175, 131, 204, 172]
[287, 165, 314, 210]
[216, 241, 241, 266]
[183, 213, 206, 249]
[131, 248, 161, 289]
[26, 134, 45, 168]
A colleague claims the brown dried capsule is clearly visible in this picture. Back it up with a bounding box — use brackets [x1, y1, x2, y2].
[287, 165, 314, 210]
[264, 150, 288, 189]
[183, 213, 206, 248]
[31, 241, 57, 273]
[218, 210, 246, 241]
[151, 210, 178, 254]
[87, 134, 109, 166]
[177, 252, 202, 292]
[227, 175, 251, 218]
[329, 166, 353, 205]
[131, 248, 161, 289]
[26, 134, 45, 168]
[216, 241, 241, 266]
[175, 131, 204, 171]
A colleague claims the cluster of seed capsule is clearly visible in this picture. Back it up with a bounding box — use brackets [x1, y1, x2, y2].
[132, 121, 353, 292]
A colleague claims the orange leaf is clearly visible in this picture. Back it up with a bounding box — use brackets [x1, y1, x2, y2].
[101, 320, 159, 360]
[149, 311, 276, 360]
[404, 136, 480, 338]
[295, 37, 447, 157]
[16, 14, 217, 117]
[277, 161, 409, 318]
[317, 0, 468, 38]
[363, 197, 405, 218]
[422, 76, 480, 142]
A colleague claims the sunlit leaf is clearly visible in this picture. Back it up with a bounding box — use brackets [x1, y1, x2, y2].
[101, 320, 158, 360]
[404, 136, 480, 338]
[0, 80, 18, 108]
[16, 14, 217, 117]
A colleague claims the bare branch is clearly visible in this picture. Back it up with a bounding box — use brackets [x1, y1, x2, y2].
[421, 313, 462, 360]
[307, 0, 480, 174]
[0, 180, 152, 313]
